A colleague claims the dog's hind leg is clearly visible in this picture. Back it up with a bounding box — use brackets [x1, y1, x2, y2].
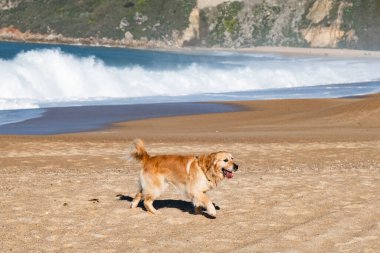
[142, 184, 166, 214]
[143, 194, 159, 214]
[131, 177, 143, 208]
[130, 189, 142, 209]
[139, 172, 166, 214]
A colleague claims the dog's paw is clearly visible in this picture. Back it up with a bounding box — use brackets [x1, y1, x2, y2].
[206, 202, 217, 217]
[208, 209, 217, 217]
[205, 212, 217, 219]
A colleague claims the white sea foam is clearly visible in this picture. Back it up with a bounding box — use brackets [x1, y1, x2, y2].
[0, 100, 40, 110]
[1, 49, 380, 110]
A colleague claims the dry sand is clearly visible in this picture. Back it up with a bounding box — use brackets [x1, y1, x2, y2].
[1, 94, 380, 252]
[182, 46, 380, 59]
[236, 46, 380, 58]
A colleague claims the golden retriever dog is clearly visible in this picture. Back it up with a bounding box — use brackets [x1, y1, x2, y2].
[129, 139, 238, 217]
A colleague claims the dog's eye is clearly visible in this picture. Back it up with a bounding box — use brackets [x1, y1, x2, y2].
[223, 159, 228, 162]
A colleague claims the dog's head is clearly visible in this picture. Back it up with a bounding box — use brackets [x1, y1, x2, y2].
[202, 151, 238, 180]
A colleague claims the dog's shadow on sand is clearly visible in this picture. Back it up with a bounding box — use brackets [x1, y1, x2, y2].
[116, 194, 219, 219]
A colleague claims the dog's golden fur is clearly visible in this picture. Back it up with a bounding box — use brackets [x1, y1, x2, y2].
[130, 139, 238, 217]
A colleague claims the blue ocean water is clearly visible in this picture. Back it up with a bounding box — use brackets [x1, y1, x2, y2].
[1, 41, 380, 130]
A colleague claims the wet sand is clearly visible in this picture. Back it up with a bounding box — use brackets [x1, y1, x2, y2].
[1, 94, 379, 252]
[0, 102, 239, 135]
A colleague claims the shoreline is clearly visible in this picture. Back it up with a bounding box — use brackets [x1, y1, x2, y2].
[2, 90, 380, 136]
[2, 39, 380, 59]
[1, 91, 380, 137]
[1, 92, 379, 142]
[0, 102, 241, 135]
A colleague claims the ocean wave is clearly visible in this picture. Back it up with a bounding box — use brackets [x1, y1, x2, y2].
[0, 99, 40, 110]
[1, 48, 380, 110]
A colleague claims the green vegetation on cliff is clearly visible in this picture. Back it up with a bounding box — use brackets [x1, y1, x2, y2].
[120, 0, 196, 40]
[0, 0, 196, 40]
[341, 0, 380, 50]
[250, 5, 281, 46]
[206, 1, 243, 46]
[1, 0, 127, 39]
[0, 0, 379, 50]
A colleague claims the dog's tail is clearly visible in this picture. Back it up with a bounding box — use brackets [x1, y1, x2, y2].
[130, 138, 150, 164]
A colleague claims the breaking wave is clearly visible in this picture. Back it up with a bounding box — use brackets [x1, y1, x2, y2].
[1, 48, 380, 110]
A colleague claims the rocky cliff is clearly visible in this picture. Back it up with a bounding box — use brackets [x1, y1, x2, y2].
[0, 0, 379, 50]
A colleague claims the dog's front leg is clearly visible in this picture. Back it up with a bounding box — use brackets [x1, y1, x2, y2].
[193, 193, 216, 217]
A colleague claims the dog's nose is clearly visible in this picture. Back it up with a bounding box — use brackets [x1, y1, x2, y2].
[233, 163, 239, 171]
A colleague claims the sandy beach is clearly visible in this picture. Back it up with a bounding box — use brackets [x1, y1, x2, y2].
[1, 94, 380, 252]
[169, 46, 380, 59]
[236, 46, 380, 58]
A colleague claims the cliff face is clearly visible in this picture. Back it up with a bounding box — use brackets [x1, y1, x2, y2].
[199, 0, 380, 50]
[0, 0, 379, 50]
[0, 0, 21, 10]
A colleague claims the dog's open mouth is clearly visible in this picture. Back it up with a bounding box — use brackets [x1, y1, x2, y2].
[222, 168, 233, 179]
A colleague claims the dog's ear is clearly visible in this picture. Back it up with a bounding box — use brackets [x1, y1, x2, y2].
[204, 153, 217, 170]
[203, 153, 218, 180]
[198, 153, 217, 178]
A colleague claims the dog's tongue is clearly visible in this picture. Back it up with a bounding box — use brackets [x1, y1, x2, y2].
[225, 171, 233, 179]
